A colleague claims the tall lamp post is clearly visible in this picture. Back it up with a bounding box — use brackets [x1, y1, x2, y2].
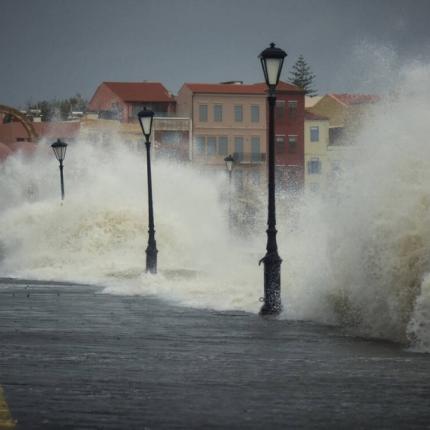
[224, 154, 235, 229]
[138, 108, 158, 274]
[258, 42, 287, 316]
[51, 138, 68, 201]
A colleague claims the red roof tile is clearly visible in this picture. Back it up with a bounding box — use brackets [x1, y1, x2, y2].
[103, 82, 174, 102]
[184, 83, 263, 94]
[329, 93, 380, 106]
[252, 81, 304, 93]
[183, 81, 303, 94]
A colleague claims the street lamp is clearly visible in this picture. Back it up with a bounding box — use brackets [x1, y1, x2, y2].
[258, 42, 287, 316]
[138, 108, 158, 274]
[51, 138, 67, 201]
[224, 154, 235, 229]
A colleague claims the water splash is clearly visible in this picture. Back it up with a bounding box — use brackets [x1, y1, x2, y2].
[1, 57, 430, 351]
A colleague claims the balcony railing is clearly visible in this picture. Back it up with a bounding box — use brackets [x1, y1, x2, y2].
[233, 152, 266, 164]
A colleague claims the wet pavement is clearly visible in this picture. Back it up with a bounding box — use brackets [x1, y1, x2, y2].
[1, 279, 430, 429]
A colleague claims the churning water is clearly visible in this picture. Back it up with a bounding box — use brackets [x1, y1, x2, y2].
[1, 61, 430, 352]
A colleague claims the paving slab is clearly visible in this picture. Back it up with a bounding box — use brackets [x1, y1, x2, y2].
[1, 281, 430, 429]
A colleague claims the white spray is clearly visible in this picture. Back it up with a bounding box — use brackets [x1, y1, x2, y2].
[1, 52, 430, 351]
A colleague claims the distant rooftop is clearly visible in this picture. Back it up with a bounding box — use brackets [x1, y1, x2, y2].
[97, 82, 174, 103]
[304, 110, 329, 121]
[329, 93, 380, 106]
[183, 80, 303, 94]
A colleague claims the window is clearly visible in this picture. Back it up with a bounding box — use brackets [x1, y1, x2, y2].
[251, 136, 261, 162]
[214, 104, 223, 122]
[218, 136, 228, 155]
[310, 126, 319, 142]
[234, 105, 243, 122]
[275, 100, 285, 121]
[308, 158, 321, 174]
[288, 135, 297, 153]
[195, 136, 205, 155]
[162, 131, 181, 145]
[199, 105, 208, 122]
[288, 100, 298, 117]
[275, 135, 285, 154]
[329, 127, 344, 145]
[234, 136, 244, 161]
[251, 105, 260, 122]
[207, 136, 217, 155]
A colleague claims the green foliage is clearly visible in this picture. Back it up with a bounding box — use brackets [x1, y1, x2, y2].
[288, 55, 317, 96]
[27, 93, 87, 122]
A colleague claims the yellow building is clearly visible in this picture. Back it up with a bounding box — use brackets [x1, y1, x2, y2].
[308, 93, 379, 144]
[304, 111, 330, 194]
[307, 93, 380, 192]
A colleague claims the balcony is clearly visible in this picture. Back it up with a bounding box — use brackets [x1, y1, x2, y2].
[233, 152, 266, 164]
[153, 117, 191, 131]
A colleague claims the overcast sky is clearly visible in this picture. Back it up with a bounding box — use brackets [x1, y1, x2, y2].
[1, 0, 430, 107]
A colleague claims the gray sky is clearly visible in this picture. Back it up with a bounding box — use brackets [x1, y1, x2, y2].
[1, 0, 430, 107]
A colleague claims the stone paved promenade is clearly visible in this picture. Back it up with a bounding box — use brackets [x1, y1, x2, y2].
[1, 279, 430, 429]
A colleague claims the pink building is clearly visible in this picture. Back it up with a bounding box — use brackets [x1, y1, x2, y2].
[0, 121, 80, 145]
[176, 81, 304, 190]
[88, 82, 176, 122]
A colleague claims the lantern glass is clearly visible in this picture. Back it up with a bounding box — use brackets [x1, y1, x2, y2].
[259, 43, 287, 89]
[265, 58, 283, 86]
[138, 109, 154, 139]
[51, 139, 67, 162]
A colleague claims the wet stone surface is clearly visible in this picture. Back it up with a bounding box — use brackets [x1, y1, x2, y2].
[0, 279, 430, 429]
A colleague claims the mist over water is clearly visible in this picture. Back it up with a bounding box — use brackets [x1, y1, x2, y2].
[1, 58, 430, 351]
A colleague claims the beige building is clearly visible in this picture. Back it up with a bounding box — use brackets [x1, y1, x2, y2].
[80, 116, 191, 161]
[304, 111, 330, 194]
[176, 82, 267, 187]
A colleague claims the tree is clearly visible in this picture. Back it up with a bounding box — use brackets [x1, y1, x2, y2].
[27, 93, 87, 121]
[288, 55, 317, 96]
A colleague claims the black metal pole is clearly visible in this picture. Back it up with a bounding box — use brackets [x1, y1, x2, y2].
[259, 89, 282, 315]
[59, 160, 65, 201]
[145, 138, 158, 274]
[228, 170, 232, 230]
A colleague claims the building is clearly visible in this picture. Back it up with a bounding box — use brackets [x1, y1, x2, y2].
[88, 81, 176, 122]
[176, 81, 304, 190]
[305, 96, 323, 109]
[304, 111, 329, 194]
[268, 82, 305, 193]
[176, 82, 267, 187]
[307, 93, 380, 190]
[80, 116, 191, 162]
[308, 93, 380, 145]
[0, 104, 80, 161]
[88, 82, 190, 161]
[0, 121, 80, 146]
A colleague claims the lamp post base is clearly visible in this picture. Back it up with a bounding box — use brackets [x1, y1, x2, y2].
[259, 252, 282, 316]
[146, 247, 158, 274]
[259, 303, 282, 316]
